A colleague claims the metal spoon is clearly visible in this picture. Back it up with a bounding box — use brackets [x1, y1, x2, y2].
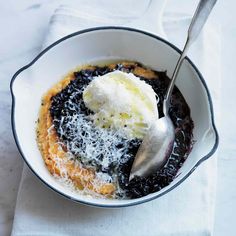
[129, 0, 217, 181]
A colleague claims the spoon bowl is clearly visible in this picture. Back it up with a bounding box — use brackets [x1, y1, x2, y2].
[129, 116, 175, 180]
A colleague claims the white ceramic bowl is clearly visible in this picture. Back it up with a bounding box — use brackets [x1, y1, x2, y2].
[11, 27, 218, 207]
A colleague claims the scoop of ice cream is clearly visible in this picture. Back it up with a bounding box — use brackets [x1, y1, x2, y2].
[83, 70, 158, 139]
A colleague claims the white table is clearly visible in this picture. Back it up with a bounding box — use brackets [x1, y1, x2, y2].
[0, 0, 235, 235]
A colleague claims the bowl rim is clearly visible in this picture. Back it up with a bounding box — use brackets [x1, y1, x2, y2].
[10, 26, 219, 208]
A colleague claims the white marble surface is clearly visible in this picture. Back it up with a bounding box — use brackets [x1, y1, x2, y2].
[0, 0, 235, 235]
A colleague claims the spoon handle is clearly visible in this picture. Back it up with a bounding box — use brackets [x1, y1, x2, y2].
[163, 0, 217, 115]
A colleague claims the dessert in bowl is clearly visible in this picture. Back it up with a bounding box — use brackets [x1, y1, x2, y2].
[11, 27, 218, 207]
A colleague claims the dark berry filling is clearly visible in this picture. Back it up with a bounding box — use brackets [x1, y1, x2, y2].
[50, 62, 194, 199]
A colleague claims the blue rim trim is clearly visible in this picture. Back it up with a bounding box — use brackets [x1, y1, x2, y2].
[10, 26, 219, 208]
